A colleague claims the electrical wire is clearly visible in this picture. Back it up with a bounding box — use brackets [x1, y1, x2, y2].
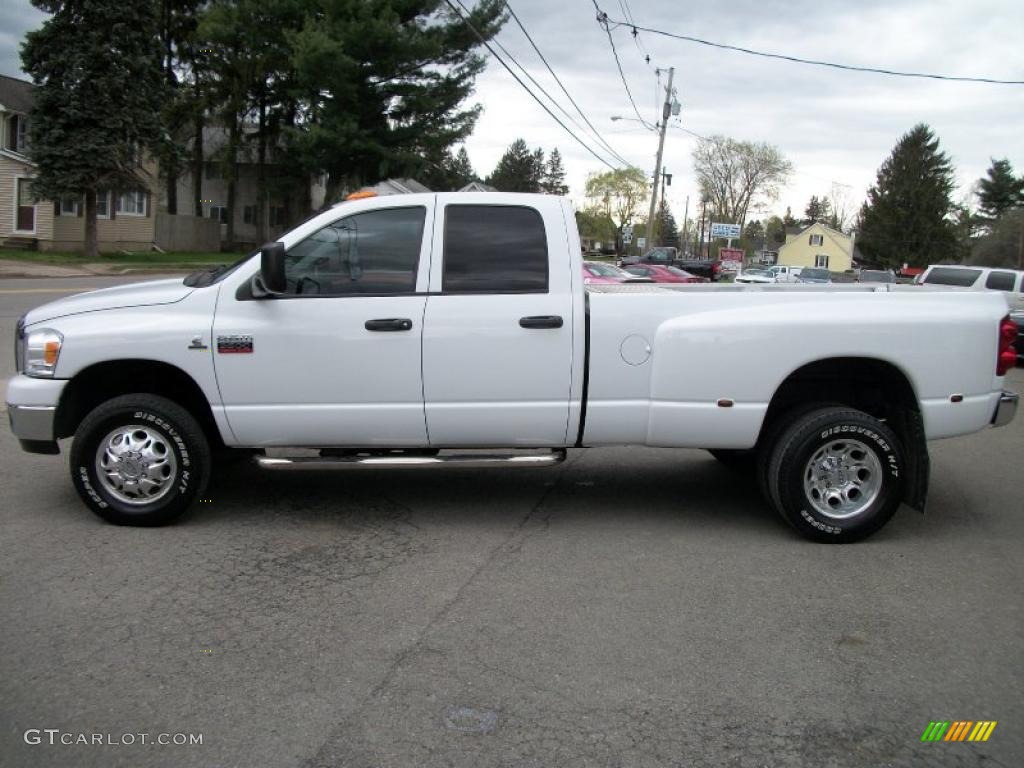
[500, 0, 633, 167]
[601, 15, 1024, 85]
[443, 0, 623, 170]
[590, 2, 656, 129]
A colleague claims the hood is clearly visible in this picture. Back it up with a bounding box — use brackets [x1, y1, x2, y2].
[22, 278, 195, 325]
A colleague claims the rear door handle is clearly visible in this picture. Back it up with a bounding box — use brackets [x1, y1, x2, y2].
[519, 315, 563, 329]
[365, 318, 413, 332]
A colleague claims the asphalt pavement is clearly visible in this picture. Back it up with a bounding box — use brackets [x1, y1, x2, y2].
[1, 276, 1021, 767]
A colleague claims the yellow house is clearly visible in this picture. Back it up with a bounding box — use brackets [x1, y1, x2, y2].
[777, 222, 855, 272]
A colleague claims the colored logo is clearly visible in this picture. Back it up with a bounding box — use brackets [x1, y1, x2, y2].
[921, 721, 997, 742]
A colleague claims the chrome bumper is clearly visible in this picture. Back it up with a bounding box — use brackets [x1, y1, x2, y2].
[8, 404, 57, 441]
[992, 390, 1018, 428]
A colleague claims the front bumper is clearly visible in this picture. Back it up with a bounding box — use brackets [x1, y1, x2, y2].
[992, 390, 1018, 428]
[6, 375, 67, 454]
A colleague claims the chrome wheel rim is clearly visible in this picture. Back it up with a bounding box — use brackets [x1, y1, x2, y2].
[802, 438, 882, 520]
[95, 425, 178, 505]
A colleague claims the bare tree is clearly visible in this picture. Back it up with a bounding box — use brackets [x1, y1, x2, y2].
[692, 136, 793, 228]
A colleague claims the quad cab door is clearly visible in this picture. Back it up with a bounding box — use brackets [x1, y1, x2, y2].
[212, 197, 434, 446]
[421, 195, 576, 447]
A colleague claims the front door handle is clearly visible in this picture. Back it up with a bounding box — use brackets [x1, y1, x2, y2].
[365, 318, 413, 332]
[519, 315, 564, 329]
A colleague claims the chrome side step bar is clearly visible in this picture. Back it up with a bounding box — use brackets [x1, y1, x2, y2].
[255, 449, 567, 471]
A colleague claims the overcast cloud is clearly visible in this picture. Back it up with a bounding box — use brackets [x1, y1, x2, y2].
[2, 0, 1021, 227]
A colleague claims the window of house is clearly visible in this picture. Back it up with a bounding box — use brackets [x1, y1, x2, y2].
[116, 189, 147, 216]
[209, 206, 228, 224]
[809, 234, 823, 246]
[443, 205, 548, 293]
[243, 205, 256, 225]
[16, 115, 28, 153]
[282, 206, 425, 295]
[96, 191, 110, 218]
[270, 206, 287, 227]
[59, 196, 80, 216]
[985, 271, 1016, 292]
[815, 254, 829, 268]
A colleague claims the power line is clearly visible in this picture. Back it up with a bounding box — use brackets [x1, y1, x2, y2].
[500, 1, 633, 167]
[443, 0, 622, 170]
[591, 2, 656, 129]
[602, 16, 1024, 85]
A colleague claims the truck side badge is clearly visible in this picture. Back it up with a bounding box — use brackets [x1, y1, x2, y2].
[217, 335, 254, 354]
[188, 336, 208, 350]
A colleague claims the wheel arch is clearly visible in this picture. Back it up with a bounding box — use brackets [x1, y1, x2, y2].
[758, 356, 929, 512]
[55, 359, 225, 449]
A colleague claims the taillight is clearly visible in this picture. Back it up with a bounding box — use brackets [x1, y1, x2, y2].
[997, 315, 1017, 376]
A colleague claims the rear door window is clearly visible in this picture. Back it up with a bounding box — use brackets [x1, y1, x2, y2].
[924, 267, 982, 287]
[985, 271, 1016, 292]
[443, 205, 548, 293]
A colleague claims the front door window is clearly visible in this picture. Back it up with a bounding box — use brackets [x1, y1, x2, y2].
[16, 178, 35, 232]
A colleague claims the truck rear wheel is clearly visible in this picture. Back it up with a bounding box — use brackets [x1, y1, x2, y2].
[70, 394, 211, 526]
[764, 407, 904, 543]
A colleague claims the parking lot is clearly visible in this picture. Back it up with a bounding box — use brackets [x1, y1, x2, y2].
[1, 277, 1022, 767]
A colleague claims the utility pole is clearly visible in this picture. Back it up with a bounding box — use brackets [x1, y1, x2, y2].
[644, 66, 674, 253]
[681, 195, 689, 254]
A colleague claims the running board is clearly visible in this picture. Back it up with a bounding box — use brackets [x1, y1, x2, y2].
[255, 449, 567, 471]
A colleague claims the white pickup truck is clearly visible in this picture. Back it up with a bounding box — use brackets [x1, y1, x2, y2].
[6, 193, 1019, 542]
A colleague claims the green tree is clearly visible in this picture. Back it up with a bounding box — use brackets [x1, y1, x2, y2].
[968, 208, 1024, 268]
[764, 215, 785, 246]
[288, 0, 505, 202]
[742, 219, 765, 251]
[655, 199, 679, 247]
[541, 148, 568, 195]
[803, 195, 832, 225]
[857, 124, 958, 268]
[421, 146, 477, 190]
[584, 167, 648, 254]
[21, 0, 166, 257]
[976, 158, 1024, 224]
[781, 206, 798, 230]
[487, 138, 544, 192]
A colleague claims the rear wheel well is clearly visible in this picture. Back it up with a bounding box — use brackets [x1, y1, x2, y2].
[55, 360, 223, 449]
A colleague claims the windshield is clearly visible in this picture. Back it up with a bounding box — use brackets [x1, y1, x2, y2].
[585, 262, 624, 277]
[801, 268, 830, 280]
[743, 268, 769, 276]
[924, 267, 982, 287]
[183, 249, 257, 287]
[860, 270, 895, 283]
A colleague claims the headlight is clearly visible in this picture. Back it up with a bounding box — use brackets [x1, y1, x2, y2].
[24, 328, 63, 377]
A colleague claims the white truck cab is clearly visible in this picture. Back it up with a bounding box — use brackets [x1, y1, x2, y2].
[7, 193, 1019, 542]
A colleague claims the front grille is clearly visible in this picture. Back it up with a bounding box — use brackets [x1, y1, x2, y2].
[15, 315, 25, 373]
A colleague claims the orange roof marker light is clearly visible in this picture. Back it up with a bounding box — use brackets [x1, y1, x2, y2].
[345, 190, 378, 201]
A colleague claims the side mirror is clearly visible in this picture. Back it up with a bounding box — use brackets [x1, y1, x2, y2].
[260, 242, 287, 294]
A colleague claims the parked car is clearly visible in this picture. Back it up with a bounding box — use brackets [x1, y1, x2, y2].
[6, 192, 1018, 543]
[583, 261, 650, 285]
[619, 248, 718, 281]
[797, 267, 833, 284]
[920, 264, 1024, 311]
[624, 265, 707, 283]
[734, 267, 776, 285]
[768, 265, 802, 283]
[858, 269, 896, 284]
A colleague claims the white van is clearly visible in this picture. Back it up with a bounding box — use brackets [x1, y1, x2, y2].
[920, 265, 1024, 311]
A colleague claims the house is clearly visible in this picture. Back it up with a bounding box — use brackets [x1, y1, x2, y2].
[459, 181, 495, 192]
[369, 178, 431, 196]
[777, 222, 856, 272]
[0, 74, 158, 252]
[165, 125, 327, 249]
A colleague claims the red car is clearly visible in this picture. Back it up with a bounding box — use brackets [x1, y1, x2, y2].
[624, 264, 707, 283]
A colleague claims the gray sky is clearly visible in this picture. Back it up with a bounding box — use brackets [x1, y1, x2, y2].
[3, 0, 1022, 228]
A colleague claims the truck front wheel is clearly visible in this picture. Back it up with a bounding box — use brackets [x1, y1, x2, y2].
[765, 407, 904, 543]
[70, 394, 211, 526]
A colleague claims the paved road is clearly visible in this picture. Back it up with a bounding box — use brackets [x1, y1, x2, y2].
[1, 277, 1021, 767]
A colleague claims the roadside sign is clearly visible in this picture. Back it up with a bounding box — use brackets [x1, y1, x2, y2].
[637, 237, 646, 250]
[710, 222, 742, 239]
[622, 234, 632, 245]
[623, 224, 634, 237]
[720, 247, 745, 261]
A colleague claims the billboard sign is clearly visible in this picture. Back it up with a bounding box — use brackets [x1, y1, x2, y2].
[710, 222, 742, 239]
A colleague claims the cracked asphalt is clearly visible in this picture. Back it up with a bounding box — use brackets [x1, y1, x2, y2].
[1, 278, 1022, 767]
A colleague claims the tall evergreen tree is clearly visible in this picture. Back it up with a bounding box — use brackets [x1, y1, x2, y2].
[976, 158, 1024, 223]
[857, 124, 958, 268]
[450, 147, 477, 188]
[803, 195, 832, 225]
[541, 148, 568, 195]
[21, 0, 166, 257]
[487, 138, 544, 192]
[655, 199, 679, 247]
